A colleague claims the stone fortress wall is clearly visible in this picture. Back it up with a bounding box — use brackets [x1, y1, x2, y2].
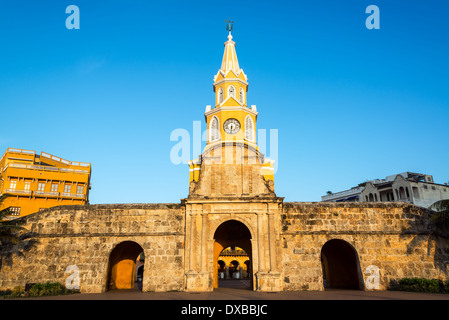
[0, 201, 447, 293]
[281, 202, 447, 291]
[0, 204, 185, 293]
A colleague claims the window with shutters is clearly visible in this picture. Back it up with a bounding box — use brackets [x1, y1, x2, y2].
[228, 85, 235, 99]
[218, 88, 224, 103]
[245, 115, 254, 142]
[239, 87, 244, 103]
[210, 116, 220, 142]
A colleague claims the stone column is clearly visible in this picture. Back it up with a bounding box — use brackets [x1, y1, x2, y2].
[256, 212, 265, 273]
[250, 237, 258, 287]
[200, 212, 208, 271]
[254, 206, 283, 292]
[185, 210, 194, 272]
[184, 207, 211, 292]
[267, 212, 277, 272]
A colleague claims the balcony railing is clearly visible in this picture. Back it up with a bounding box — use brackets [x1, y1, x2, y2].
[322, 187, 363, 201]
[41, 152, 90, 168]
[3, 163, 89, 174]
[61, 192, 85, 199]
[0, 148, 35, 166]
[34, 191, 59, 197]
[2, 189, 85, 199]
[5, 188, 32, 195]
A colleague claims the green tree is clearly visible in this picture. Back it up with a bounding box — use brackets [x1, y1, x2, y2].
[0, 194, 26, 246]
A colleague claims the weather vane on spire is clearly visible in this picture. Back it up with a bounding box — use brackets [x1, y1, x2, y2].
[225, 18, 234, 33]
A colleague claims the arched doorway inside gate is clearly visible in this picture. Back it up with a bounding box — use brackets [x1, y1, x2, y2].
[321, 239, 363, 290]
[217, 246, 251, 283]
[213, 220, 253, 290]
[107, 241, 144, 291]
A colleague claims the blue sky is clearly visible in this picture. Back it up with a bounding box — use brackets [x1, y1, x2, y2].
[0, 1, 448, 204]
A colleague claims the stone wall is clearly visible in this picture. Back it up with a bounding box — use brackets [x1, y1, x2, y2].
[1, 200, 447, 293]
[281, 202, 449, 291]
[0, 203, 185, 293]
[189, 143, 275, 198]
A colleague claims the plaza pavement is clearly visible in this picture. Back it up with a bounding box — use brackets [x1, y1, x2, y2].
[23, 279, 449, 300]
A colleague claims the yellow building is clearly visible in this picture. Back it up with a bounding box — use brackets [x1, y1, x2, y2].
[218, 246, 250, 280]
[188, 26, 275, 185]
[0, 148, 91, 218]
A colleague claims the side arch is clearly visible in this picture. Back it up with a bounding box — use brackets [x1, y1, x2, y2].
[320, 239, 364, 290]
[107, 240, 144, 290]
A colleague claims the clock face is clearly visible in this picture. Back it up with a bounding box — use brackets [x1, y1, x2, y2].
[223, 118, 241, 134]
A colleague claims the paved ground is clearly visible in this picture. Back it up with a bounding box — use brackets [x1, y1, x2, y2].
[23, 279, 449, 300]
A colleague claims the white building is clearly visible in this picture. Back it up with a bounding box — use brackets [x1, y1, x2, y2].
[321, 172, 449, 209]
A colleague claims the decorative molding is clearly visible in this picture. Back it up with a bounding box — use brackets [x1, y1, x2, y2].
[213, 78, 248, 88]
[205, 105, 258, 118]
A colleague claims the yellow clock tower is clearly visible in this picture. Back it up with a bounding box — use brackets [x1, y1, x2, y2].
[205, 29, 256, 149]
[188, 22, 275, 197]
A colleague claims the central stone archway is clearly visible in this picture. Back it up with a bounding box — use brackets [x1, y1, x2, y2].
[183, 197, 284, 292]
[213, 220, 253, 290]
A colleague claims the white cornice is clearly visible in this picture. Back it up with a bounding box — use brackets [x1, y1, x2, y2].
[204, 139, 258, 151]
[204, 105, 258, 118]
[213, 78, 248, 88]
[213, 69, 248, 83]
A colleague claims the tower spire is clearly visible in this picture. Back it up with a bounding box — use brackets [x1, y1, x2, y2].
[221, 18, 240, 75]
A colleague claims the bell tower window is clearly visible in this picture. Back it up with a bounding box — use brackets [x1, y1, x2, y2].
[218, 88, 224, 103]
[239, 87, 244, 103]
[210, 116, 220, 142]
[245, 115, 255, 142]
[228, 85, 235, 99]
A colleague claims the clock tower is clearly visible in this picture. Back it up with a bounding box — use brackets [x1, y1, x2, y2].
[184, 22, 283, 293]
[204, 29, 256, 149]
[188, 23, 275, 197]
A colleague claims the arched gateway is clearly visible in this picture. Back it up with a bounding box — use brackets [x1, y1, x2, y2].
[213, 220, 253, 289]
[107, 241, 144, 290]
[183, 197, 284, 293]
[321, 239, 363, 290]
